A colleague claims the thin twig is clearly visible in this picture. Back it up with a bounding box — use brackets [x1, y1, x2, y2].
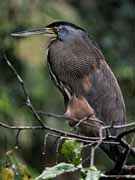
[100, 174, 135, 179]
[42, 133, 49, 156]
[0, 121, 121, 145]
[15, 130, 21, 149]
[56, 137, 63, 164]
[90, 146, 95, 166]
[3, 53, 45, 127]
[120, 139, 135, 156]
[37, 111, 66, 119]
[117, 127, 135, 140]
[122, 134, 135, 167]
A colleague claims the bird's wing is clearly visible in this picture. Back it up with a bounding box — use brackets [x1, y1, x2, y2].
[83, 40, 126, 134]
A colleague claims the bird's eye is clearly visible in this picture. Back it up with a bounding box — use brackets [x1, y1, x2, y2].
[59, 27, 68, 34]
[57, 27, 68, 40]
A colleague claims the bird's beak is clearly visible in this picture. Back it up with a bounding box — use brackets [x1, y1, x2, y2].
[11, 27, 56, 37]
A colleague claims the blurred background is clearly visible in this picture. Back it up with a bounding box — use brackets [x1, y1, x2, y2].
[0, 0, 134, 178]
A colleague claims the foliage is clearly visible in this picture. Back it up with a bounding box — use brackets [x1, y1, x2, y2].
[35, 162, 79, 180]
[61, 140, 83, 166]
[81, 166, 103, 180]
[1, 167, 14, 180]
[36, 140, 103, 180]
[0, 140, 102, 180]
[0, 151, 31, 180]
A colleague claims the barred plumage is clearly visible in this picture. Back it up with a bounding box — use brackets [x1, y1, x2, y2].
[11, 21, 126, 162]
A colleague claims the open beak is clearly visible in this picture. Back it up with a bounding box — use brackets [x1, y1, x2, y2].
[11, 27, 56, 37]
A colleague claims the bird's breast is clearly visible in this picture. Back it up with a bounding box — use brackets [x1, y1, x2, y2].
[47, 40, 96, 96]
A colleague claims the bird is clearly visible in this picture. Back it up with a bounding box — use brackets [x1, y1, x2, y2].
[11, 21, 126, 162]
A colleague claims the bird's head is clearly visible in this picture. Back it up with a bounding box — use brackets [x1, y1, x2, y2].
[11, 21, 87, 41]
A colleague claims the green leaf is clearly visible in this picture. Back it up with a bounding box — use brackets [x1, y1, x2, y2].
[85, 166, 101, 180]
[61, 140, 83, 166]
[35, 163, 79, 180]
[1, 167, 14, 180]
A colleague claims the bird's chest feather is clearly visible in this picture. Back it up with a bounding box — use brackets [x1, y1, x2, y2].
[47, 40, 95, 95]
[48, 41, 90, 74]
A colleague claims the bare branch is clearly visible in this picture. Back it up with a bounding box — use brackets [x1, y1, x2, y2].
[3, 52, 45, 127]
[100, 174, 135, 179]
[0, 121, 120, 145]
[122, 134, 135, 167]
[37, 111, 66, 119]
[117, 127, 135, 140]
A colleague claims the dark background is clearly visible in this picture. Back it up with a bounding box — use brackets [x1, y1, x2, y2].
[0, 0, 134, 177]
